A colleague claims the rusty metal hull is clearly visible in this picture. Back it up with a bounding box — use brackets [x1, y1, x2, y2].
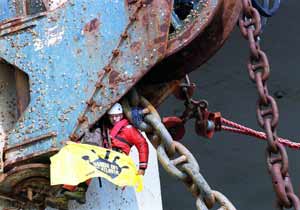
[0, 0, 172, 171]
[145, 0, 242, 83]
[0, 0, 243, 171]
[0, 0, 242, 207]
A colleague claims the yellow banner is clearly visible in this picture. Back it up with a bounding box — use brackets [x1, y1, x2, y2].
[50, 142, 143, 192]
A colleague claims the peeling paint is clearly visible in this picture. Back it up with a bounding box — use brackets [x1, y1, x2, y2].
[33, 25, 64, 51]
[46, 25, 65, 46]
[48, 0, 69, 11]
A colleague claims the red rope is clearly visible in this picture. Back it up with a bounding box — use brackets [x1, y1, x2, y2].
[221, 118, 300, 150]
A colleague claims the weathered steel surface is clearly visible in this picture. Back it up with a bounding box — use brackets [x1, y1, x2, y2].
[71, 0, 173, 140]
[0, 0, 172, 170]
[145, 0, 242, 82]
[0, 0, 242, 169]
[0, 1, 20, 21]
[167, 0, 219, 56]
[0, 0, 243, 208]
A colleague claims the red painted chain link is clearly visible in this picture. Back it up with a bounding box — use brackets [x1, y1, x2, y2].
[239, 0, 300, 209]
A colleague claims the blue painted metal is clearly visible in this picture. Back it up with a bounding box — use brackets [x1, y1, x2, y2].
[0, 0, 47, 22]
[0, 0, 16, 21]
[0, 0, 243, 207]
[0, 0, 172, 169]
[252, 0, 281, 17]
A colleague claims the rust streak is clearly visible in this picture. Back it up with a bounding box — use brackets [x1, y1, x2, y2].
[142, 14, 149, 26]
[83, 18, 100, 34]
[109, 71, 121, 85]
[130, 41, 141, 51]
[154, 35, 166, 44]
[157, 46, 165, 54]
[143, 0, 153, 4]
[160, 23, 169, 33]
[127, 0, 138, 4]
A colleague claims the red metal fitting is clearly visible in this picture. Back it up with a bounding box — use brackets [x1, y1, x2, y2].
[173, 83, 196, 101]
[163, 116, 185, 141]
[195, 111, 221, 139]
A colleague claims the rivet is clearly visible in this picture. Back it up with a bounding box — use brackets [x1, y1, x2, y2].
[78, 116, 87, 123]
[121, 32, 128, 39]
[95, 82, 104, 88]
[86, 99, 96, 106]
[129, 16, 137, 21]
[112, 49, 120, 57]
[104, 65, 112, 73]
[69, 134, 79, 141]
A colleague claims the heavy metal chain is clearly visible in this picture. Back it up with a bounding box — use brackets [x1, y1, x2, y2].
[121, 89, 236, 210]
[239, 1, 300, 209]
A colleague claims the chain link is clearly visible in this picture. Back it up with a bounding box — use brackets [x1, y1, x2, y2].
[121, 88, 236, 210]
[239, 1, 300, 209]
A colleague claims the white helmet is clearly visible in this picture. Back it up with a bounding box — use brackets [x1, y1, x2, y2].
[107, 103, 123, 115]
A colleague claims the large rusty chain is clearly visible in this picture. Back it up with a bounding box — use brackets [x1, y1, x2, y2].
[239, 0, 300, 209]
[121, 89, 236, 210]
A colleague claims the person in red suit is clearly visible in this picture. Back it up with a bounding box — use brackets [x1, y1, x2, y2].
[108, 102, 149, 175]
[46, 103, 149, 209]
